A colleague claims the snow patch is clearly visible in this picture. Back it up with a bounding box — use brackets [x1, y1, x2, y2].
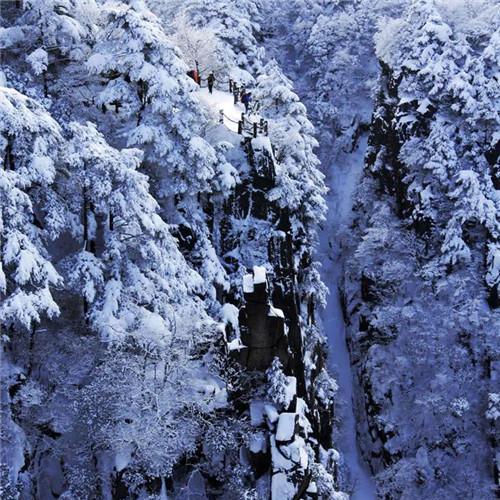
[271, 472, 296, 499]
[250, 400, 266, 426]
[264, 403, 280, 425]
[26, 48, 48, 76]
[253, 265, 267, 284]
[268, 304, 285, 318]
[270, 436, 294, 471]
[276, 413, 296, 442]
[417, 98, 432, 114]
[243, 273, 254, 293]
[284, 376, 297, 406]
[249, 432, 268, 454]
[221, 303, 239, 330]
[115, 445, 133, 472]
[227, 338, 245, 351]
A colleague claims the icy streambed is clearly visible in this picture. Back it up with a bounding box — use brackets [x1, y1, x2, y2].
[318, 136, 376, 499]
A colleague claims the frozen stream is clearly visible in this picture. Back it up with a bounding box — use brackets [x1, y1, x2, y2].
[318, 136, 376, 499]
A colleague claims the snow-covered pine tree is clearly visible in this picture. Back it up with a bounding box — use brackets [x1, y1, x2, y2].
[399, 116, 457, 236]
[0, 0, 97, 95]
[255, 60, 327, 237]
[377, 0, 500, 292]
[266, 356, 291, 409]
[254, 60, 327, 311]
[442, 170, 498, 267]
[60, 121, 206, 343]
[87, 0, 215, 194]
[0, 86, 64, 333]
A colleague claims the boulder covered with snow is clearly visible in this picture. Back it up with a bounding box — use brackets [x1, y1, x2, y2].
[271, 472, 296, 500]
[238, 266, 289, 370]
[243, 265, 268, 303]
[276, 413, 298, 444]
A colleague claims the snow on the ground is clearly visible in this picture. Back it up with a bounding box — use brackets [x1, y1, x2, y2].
[196, 87, 260, 133]
[243, 273, 255, 293]
[318, 134, 376, 499]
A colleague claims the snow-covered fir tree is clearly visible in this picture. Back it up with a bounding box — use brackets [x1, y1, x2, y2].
[255, 60, 327, 244]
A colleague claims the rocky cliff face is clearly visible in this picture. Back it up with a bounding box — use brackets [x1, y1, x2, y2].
[212, 135, 341, 498]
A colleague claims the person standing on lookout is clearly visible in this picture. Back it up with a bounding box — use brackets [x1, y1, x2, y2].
[194, 60, 201, 85]
[207, 72, 215, 94]
[242, 91, 252, 112]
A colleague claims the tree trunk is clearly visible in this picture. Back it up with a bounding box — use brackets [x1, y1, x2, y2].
[42, 70, 48, 97]
[4, 138, 14, 171]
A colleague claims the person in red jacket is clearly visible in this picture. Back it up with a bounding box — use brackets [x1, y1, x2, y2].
[187, 69, 201, 85]
[193, 68, 200, 85]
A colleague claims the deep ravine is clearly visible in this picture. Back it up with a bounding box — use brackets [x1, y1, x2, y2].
[318, 136, 376, 499]
[262, 20, 378, 494]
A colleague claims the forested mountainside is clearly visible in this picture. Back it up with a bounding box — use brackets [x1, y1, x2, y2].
[1, 1, 499, 499]
[344, 3, 500, 498]
[267, 0, 499, 498]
